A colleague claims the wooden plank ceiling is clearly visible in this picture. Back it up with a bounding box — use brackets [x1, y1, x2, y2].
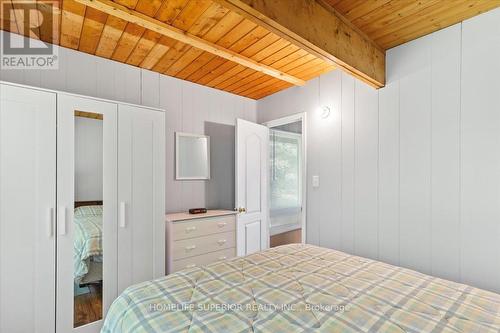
[2, 1, 500, 99]
[324, 0, 500, 50]
[0, 0, 335, 99]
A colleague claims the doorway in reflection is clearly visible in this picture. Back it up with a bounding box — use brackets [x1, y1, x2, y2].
[73, 111, 104, 328]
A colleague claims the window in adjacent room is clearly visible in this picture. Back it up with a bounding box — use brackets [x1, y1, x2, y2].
[269, 121, 302, 238]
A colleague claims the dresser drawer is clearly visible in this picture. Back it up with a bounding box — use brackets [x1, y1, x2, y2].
[172, 231, 235, 260]
[171, 248, 235, 273]
[171, 215, 235, 241]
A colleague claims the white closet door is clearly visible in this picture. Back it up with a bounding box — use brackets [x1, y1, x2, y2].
[117, 105, 165, 294]
[0, 84, 56, 333]
[56, 94, 118, 333]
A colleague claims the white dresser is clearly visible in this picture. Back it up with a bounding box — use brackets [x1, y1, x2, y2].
[166, 210, 237, 274]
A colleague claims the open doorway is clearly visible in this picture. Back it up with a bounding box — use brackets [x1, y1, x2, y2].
[264, 113, 306, 247]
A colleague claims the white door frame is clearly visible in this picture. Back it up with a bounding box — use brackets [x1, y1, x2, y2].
[263, 112, 307, 244]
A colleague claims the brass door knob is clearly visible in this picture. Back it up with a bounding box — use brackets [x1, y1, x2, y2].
[238, 207, 247, 213]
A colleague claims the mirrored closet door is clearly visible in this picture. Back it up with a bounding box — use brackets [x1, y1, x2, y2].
[56, 94, 118, 333]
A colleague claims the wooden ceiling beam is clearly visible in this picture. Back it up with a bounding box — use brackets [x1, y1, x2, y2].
[74, 0, 306, 86]
[213, 0, 386, 88]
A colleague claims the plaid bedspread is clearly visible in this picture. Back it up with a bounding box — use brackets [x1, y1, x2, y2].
[102, 244, 500, 332]
[74, 206, 103, 282]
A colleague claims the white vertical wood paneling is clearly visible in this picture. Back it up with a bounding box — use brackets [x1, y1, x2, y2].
[304, 80, 324, 246]
[160, 75, 183, 213]
[66, 50, 97, 97]
[318, 71, 342, 249]
[304, 80, 321, 246]
[41, 47, 70, 91]
[257, 8, 500, 293]
[95, 57, 116, 101]
[0, 32, 258, 214]
[114, 62, 141, 105]
[398, 39, 432, 273]
[141, 70, 160, 108]
[354, 79, 379, 259]
[430, 24, 461, 281]
[0, 62, 23, 83]
[340, 72, 355, 253]
[180, 82, 201, 211]
[23, 68, 41, 87]
[193, 86, 210, 208]
[378, 81, 400, 265]
[460, 9, 500, 292]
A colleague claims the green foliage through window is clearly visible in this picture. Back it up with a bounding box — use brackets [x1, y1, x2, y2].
[270, 129, 301, 222]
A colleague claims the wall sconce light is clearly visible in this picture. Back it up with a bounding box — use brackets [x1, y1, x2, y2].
[317, 76, 331, 119]
[319, 105, 331, 119]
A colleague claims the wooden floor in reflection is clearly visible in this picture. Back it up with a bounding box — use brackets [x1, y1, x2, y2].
[270, 228, 302, 248]
[74, 283, 102, 328]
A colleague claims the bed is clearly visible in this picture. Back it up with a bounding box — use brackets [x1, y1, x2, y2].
[102, 244, 500, 332]
[74, 204, 103, 284]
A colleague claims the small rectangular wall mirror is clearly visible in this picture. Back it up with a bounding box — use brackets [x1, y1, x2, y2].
[176, 132, 210, 180]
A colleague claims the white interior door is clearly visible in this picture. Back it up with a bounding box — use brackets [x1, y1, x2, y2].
[236, 119, 269, 256]
[117, 104, 165, 294]
[57, 94, 117, 333]
[0, 84, 56, 333]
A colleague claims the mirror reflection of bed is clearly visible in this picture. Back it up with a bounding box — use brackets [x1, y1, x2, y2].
[73, 111, 104, 328]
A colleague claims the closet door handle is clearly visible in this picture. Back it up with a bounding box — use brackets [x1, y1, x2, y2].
[119, 202, 126, 228]
[47, 208, 54, 238]
[59, 206, 66, 235]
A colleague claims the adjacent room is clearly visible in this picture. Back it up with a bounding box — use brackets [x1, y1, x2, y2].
[1, 0, 499, 332]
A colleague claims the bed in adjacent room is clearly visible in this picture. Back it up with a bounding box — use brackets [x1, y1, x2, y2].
[102, 244, 500, 333]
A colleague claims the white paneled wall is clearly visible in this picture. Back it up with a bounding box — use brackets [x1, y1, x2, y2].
[0, 32, 257, 213]
[460, 10, 500, 292]
[430, 25, 461, 282]
[353, 80, 379, 259]
[161, 76, 256, 213]
[257, 8, 500, 293]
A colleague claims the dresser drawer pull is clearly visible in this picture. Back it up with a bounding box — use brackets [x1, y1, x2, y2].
[217, 239, 227, 246]
[185, 226, 197, 233]
[218, 256, 227, 260]
[217, 222, 227, 228]
[185, 245, 197, 251]
[186, 264, 196, 268]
